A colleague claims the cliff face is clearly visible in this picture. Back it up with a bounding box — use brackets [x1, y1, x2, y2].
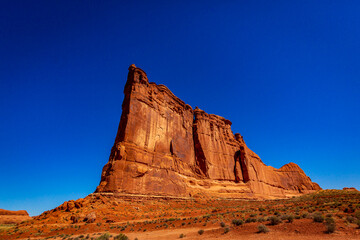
[96, 65, 320, 198]
[96, 65, 196, 196]
[193, 108, 238, 180]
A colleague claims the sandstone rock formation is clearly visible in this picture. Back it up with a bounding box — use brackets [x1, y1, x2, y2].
[0, 209, 31, 224]
[0, 209, 29, 216]
[96, 64, 321, 199]
[343, 187, 359, 192]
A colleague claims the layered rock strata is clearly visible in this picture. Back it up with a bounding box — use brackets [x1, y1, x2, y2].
[96, 65, 320, 198]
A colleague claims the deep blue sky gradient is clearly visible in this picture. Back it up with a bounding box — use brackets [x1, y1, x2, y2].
[1, 1, 359, 216]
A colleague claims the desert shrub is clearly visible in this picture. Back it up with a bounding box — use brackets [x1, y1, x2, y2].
[96, 233, 110, 240]
[224, 227, 230, 233]
[198, 229, 204, 235]
[245, 218, 257, 223]
[231, 219, 243, 226]
[355, 211, 360, 220]
[356, 220, 360, 229]
[114, 233, 128, 240]
[259, 207, 265, 212]
[257, 217, 266, 222]
[325, 217, 335, 224]
[179, 233, 185, 238]
[335, 213, 343, 219]
[269, 216, 282, 225]
[257, 224, 269, 233]
[220, 222, 226, 227]
[301, 213, 308, 218]
[313, 213, 324, 223]
[346, 216, 357, 223]
[287, 215, 294, 223]
[325, 221, 336, 234]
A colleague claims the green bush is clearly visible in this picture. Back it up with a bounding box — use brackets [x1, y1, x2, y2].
[325, 222, 336, 234]
[257, 224, 269, 233]
[281, 214, 294, 223]
[269, 216, 281, 225]
[198, 229, 204, 235]
[313, 213, 324, 223]
[114, 233, 128, 240]
[96, 233, 110, 240]
[220, 222, 226, 227]
[346, 216, 357, 223]
[179, 233, 185, 238]
[287, 215, 294, 223]
[245, 218, 257, 223]
[224, 227, 230, 233]
[325, 217, 335, 224]
[355, 211, 360, 220]
[231, 219, 243, 226]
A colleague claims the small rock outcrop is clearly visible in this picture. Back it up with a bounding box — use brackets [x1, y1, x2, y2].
[95, 65, 321, 198]
[343, 187, 359, 192]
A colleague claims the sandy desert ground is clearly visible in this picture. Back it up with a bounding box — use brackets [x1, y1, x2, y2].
[1, 189, 359, 240]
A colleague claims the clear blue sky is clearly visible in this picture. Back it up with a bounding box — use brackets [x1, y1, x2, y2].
[1, 1, 359, 216]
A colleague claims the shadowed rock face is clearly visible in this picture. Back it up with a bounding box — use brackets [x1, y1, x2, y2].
[96, 65, 321, 198]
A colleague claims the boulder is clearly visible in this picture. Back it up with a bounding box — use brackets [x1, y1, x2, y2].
[84, 212, 96, 223]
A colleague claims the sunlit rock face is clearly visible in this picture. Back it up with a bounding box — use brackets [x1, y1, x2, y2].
[95, 65, 321, 199]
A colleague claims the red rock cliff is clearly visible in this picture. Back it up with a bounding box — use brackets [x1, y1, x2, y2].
[96, 65, 321, 198]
